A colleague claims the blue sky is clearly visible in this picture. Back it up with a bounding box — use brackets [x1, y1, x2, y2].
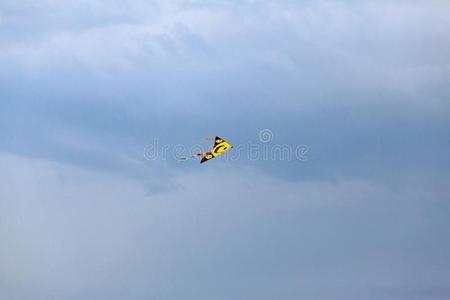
[1, 1, 450, 299]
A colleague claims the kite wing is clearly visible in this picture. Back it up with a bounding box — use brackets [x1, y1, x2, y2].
[200, 152, 215, 164]
[200, 136, 233, 164]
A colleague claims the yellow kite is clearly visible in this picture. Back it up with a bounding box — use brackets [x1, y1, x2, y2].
[178, 136, 233, 164]
[199, 136, 233, 164]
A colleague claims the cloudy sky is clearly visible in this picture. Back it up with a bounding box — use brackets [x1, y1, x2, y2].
[1, 1, 450, 299]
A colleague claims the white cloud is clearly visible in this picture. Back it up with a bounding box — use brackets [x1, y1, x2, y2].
[1, 1, 449, 114]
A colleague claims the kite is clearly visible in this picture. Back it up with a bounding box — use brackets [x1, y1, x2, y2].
[178, 136, 233, 164]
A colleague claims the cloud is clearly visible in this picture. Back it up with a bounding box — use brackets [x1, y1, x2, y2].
[2, 1, 450, 98]
[1, 2, 449, 297]
[1, 1, 449, 179]
[1, 154, 450, 299]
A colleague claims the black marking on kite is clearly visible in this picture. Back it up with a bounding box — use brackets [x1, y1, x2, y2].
[214, 136, 224, 146]
[200, 152, 214, 164]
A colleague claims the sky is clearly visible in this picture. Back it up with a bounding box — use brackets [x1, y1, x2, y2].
[1, 1, 450, 299]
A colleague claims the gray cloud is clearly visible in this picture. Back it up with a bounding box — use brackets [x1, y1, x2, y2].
[1, 1, 450, 299]
[1, 0, 448, 188]
[1, 154, 449, 300]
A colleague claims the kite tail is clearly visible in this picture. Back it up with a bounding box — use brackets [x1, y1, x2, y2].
[176, 153, 205, 161]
